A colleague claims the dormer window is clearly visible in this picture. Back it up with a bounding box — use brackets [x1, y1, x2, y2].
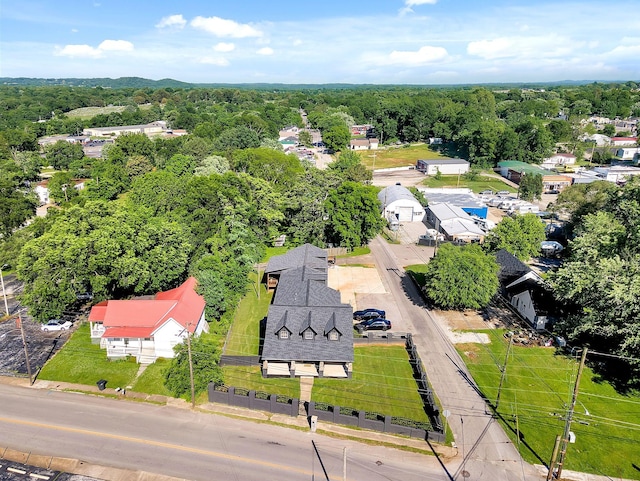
[303, 329, 314, 340]
[279, 329, 289, 340]
[328, 330, 339, 341]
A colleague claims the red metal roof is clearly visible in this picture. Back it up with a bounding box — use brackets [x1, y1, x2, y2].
[89, 277, 205, 339]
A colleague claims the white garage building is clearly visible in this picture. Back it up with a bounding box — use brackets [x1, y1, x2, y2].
[378, 184, 425, 223]
[416, 158, 470, 175]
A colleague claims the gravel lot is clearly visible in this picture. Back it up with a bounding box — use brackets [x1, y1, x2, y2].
[0, 274, 80, 380]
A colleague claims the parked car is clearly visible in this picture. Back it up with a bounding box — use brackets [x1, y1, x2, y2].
[496, 190, 511, 197]
[355, 318, 392, 332]
[76, 292, 94, 302]
[478, 190, 494, 196]
[419, 229, 445, 242]
[353, 308, 386, 320]
[41, 319, 72, 331]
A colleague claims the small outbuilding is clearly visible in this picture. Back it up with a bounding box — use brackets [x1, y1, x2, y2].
[416, 158, 470, 175]
[378, 184, 425, 223]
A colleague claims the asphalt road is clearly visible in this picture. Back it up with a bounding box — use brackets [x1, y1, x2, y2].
[368, 237, 542, 481]
[0, 383, 452, 481]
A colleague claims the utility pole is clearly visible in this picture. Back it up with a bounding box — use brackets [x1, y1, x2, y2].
[186, 324, 196, 409]
[0, 264, 9, 316]
[17, 313, 33, 385]
[549, 347, 588, 479]
[495, 336, 514, 410]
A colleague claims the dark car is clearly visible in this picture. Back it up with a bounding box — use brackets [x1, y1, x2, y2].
[353, 308, 386, 321]
[355, 318, 392, 332]
[76, 292, 94, 302]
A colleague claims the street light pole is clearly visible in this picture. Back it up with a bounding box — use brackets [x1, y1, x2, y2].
[1, 264, 9, 316]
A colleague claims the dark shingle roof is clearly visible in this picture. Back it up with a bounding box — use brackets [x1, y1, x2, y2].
[265, 244, 327, 276]
[262, 305, 354, 363]
[495, 249, 532, 286]
[274, 274, 342, 306]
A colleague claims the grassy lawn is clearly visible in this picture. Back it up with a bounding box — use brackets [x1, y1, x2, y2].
[131, 358, 172, 396]
[405, 264, 430, 286]
[38, 323, 139, 388]
[458, 330, 640, 479]
[421, 174, 516, 193]
[313, 346, 428, 421]
[339, 246, 371, 257]
[66, 104, 153, 119]
[359, 144, 447, 169]
[223, 346, 428, 422]
[222, 365, 300, 397]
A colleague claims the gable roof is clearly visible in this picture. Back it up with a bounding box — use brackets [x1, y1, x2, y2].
[265, 244, 328, 276]
[495, 249, 539, 286]
[262, 305, 354, 363]
[89, 277, 205, 338]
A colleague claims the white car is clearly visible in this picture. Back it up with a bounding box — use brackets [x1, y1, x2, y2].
[419, 229, 445, 242]
[41, 319, 72, 331]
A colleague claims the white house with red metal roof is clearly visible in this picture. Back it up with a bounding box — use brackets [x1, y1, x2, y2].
[610, 137, 637, 146]
[88, 277, 208, 363]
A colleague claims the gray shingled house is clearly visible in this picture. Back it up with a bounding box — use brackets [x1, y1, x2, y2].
[261, 244, 354, 378]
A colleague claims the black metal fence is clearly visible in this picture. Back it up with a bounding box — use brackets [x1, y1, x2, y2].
[208, 384, 300, 417]
[406, 333, 445, 434]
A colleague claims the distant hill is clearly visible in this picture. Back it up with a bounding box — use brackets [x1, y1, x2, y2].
[0, 77, 628, 90]
[0, 77, 194, 89]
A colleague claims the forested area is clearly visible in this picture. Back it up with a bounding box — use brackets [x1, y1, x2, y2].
[1, 81, 640, 388]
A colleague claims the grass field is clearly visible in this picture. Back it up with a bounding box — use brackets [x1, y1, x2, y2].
[131, 358, 172, 396]
[223, 276, 272, 356]
[458, 330, 640, 479]
[38, 323, 139, 388]
[223, 345, 428, 421]
[358, 144, 447, 169]
[421, 174, 517, 193]
[66, 104, 153, 120]
[313, 345, 428, 420]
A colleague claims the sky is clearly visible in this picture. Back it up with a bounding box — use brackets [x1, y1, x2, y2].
[1, 0, 639, 85]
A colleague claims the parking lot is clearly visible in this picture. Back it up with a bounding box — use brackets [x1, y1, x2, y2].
[0, 274, 78, 379]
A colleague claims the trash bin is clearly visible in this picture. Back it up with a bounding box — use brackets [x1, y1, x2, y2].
[310, 415, 318, 432]
[96, 379, 107, 391]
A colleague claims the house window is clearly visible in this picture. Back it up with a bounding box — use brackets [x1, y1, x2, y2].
[144, 338, 151, 341]
[279, 330, 289, 340]
[328, 331, 339, 341]
[304, 330, 314, 340]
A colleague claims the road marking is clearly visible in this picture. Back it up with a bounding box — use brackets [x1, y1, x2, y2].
[8, 467, 27, 474]
[0, 416, 327, 479]
[30, 474, 51, 480]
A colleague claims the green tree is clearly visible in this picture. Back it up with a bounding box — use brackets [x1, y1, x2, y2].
[601, 124, 616, 137]
[322, 124, 350, 152]
[194, 155, 230, 176]
[484, 214, 546, 260]
[423, 244, 499, 309]
[0, 171, 37, 238]
[518, 173, 543, 201]
[48, 171, 78, 204]
[45, 140, 84, 170]
[125, 154, 154, 180]
[17, 202, 192, 321]
[324, 182, 385, 249]
[164, 336, 224, 398]
[298, 130, 313, 147]
[328, 151, 372, 183]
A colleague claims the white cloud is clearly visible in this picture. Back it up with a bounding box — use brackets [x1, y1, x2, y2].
[467, 36, 575, 60]
[400, 0, 437, 14]
[156, 14, 187, 29]
[605, 43, 640, 57]
[257, 47, 274, 55]
[199, 56, 230, 66]
[54, 44, 102, 58]
[54, 39, 134, 58]
[71, 28, 78, 33]
[191, 16, 262, 38]
[213, 42, 235, 52]
[387, 45, 448, 65]
[98, 39, 134, 52]
[293, 39, 302, 46]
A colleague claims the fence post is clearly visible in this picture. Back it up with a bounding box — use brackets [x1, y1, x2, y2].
[249, 390, 256, 409]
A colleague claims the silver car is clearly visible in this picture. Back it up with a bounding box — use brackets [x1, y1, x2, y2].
[41, 319, 72, 331]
